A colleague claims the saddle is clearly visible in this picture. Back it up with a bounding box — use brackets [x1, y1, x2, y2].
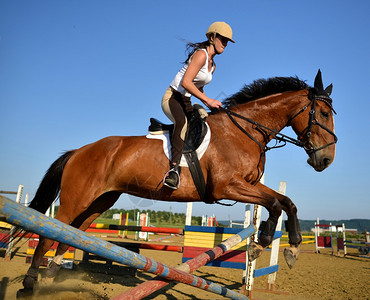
[149, 104, 210, 203]
[149, 104, 208, 152]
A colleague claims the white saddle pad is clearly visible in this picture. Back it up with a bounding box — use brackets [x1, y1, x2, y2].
[146, 123, 211, 167]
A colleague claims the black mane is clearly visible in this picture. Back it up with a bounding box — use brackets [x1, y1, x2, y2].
[222, 76, 309, 109]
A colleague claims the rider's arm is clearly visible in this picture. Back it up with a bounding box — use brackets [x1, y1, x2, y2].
[181, 51, 222, 109]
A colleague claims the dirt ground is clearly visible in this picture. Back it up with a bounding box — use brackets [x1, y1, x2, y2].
[0, 235, 369, 300]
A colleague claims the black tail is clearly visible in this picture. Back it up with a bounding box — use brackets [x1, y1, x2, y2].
[29, 150, 75, 213]
[0, 151, 74, 248]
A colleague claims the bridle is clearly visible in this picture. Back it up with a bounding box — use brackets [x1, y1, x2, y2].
[221, 91, 338, 174]
[289, 92, 337, 154]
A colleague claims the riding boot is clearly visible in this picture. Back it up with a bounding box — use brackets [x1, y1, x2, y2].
[163, 164, 181, 190]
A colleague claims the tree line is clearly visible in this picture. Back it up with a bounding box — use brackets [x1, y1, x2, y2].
[100, 208, 203, 226]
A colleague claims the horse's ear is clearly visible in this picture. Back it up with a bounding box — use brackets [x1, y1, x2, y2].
[314, 69, 324, 92]
[324, 84, 333, 96]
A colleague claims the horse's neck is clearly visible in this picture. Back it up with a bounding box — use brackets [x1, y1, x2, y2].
[231, 90, 306, 143]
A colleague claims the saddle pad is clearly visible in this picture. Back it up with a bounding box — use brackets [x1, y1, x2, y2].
[146, 123, 211, 167]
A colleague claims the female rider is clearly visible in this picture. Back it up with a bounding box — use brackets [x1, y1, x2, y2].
[162, 21, 235, 189]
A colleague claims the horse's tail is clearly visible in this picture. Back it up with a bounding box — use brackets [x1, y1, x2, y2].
[29, 150, 75, 213]
[0, 150, 75, 247]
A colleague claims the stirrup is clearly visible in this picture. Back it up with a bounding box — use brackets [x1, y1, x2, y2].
[163, 168, 180, 190]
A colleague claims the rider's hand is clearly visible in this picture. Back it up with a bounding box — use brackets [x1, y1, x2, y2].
[206, 99, 222, 109]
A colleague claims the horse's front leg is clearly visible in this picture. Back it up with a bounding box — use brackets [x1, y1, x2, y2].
[283, 213, 302, 269]
[214, 176, 283, 261]
[254, 182, 302, 268]
[279, 198, 302, 269]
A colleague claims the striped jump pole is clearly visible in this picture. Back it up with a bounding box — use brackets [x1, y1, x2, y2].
[115, 224, 257, 299]
[0, 197, 250, 300]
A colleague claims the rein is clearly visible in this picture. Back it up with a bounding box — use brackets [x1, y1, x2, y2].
[220, 93, 338, 155]
[222, 109, 304, 151]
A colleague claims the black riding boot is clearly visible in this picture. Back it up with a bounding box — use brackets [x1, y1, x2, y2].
[164, 164, 181, 189]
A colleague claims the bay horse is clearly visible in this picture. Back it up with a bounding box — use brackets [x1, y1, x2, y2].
[22, 70, 336, 291]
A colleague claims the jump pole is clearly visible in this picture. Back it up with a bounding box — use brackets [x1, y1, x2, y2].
[88, 223, 183, 235]
[0, 196, 250, 300]
[115, 224, 257, 299]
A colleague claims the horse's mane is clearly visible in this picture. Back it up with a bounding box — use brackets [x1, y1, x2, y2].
[221, 76, 309, 110]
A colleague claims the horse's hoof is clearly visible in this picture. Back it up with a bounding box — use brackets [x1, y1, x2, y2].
[248, 242, 264, 262]
[22, 275, 37, 290]
[283, 247, 300, 269]
[44, 261, 61, 278]
[16, 288, 34, 298]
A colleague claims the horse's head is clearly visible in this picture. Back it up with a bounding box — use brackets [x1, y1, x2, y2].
[290, 70, 337, 172]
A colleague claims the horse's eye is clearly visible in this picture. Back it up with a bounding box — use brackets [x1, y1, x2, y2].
[321, 111, 329, 119]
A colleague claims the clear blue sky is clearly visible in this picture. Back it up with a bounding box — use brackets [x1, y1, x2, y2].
[1, 1, 369, 221]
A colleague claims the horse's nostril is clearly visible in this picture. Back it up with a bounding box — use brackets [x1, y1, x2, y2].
[323, 157, 331, 167]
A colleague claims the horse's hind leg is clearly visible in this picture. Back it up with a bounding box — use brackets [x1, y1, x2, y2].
[42, 242, 70, 280]
[22, 237, 56, 290]
[22, 207, 77, 291]
[43, 191, 120, 280]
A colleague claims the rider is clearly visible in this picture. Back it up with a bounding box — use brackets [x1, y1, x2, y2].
[162, 21, 235, 189]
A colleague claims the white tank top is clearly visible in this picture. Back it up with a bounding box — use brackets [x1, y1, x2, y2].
[170, 49, 214, 98]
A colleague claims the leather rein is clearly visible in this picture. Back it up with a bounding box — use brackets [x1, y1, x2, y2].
[221, 93, 338, 156]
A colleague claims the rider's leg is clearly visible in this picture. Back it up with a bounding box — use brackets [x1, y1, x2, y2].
[161, 88, 190, 189]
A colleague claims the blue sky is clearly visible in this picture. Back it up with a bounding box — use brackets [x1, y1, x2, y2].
[1, 1, 369, 222]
